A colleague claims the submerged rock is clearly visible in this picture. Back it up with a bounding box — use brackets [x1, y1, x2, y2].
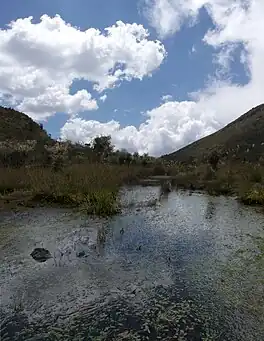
[30, 248, 52, 263]
[148, 198, 158, 207]
[76, 250, 86, 258]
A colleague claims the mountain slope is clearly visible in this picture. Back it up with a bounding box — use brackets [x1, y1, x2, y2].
[0, 106, 53, 143]
[162, 104, 264, 163]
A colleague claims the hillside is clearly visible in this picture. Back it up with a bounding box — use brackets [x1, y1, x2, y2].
[162, 104, 264, 163]
[0, 106, 53, 143]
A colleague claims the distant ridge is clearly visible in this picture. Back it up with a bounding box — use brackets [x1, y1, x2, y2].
[0, 106, 53, 143]
[162, 104, 264, 163]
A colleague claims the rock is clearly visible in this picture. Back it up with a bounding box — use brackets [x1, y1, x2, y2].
[30, 248, 52, 263]
[148, 198, 158, 207]
[76, 250, 85, 258]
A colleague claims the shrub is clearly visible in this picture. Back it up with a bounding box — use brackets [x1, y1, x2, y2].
[82, 190, 120, 217]
[152, 165, 167, 176]
[239, 184, 264, 205]
[208, 150, 220, 171]
[250, 168, 262, 183]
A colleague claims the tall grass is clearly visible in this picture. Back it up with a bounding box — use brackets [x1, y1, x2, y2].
[1, 161, 263, 213]
[163, 162, 264, 206]
[239, 184, 264, 205]
[0, 164, 147, 215]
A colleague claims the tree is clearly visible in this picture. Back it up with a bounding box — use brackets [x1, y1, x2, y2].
[116, 149, 132, 166]
[92, 135, 114, 161]
[126, 152, 132, 166]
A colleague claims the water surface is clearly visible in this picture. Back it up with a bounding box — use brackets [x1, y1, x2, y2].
[1, 187, 264, 340]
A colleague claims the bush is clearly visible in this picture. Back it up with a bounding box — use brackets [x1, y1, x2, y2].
[205, 180, 233, 196]
[208, 150, 220, 171]
[239, 184, 264, 205]
[250, 168, 262, 183]
[82, 190, 120, 217]
[152, 165, 167, 176]
[203, 165, 214, 181]
[52, 156, 64, 172]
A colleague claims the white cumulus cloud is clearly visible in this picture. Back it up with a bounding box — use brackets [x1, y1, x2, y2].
[61, 101, 218, 156]
[99, 94, 107, 102]
[143, 0, 202, 38]
[0, 14, 166, 119]
[61, 0, 264, 156]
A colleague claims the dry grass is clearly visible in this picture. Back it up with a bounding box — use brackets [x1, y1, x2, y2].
[0, 163, 156, 216]
[1, 161, 263, 214]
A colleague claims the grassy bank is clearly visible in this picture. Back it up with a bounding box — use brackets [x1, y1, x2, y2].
[1, 161, 263, 215]
[163, 162, 264, 206]
[0, 164, 153, 216]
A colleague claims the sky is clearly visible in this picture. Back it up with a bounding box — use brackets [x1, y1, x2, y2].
[0, 0, 263, 156]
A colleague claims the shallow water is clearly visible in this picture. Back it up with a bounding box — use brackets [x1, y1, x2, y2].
[1, 187, 264, 340]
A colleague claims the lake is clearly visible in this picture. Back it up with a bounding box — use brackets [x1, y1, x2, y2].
[1, 186, 264, 340]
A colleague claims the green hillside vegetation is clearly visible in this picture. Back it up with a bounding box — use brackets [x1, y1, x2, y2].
[0, 106, 53, 143]
[162, 104, 264, 164]
[160, 104, 264, 206]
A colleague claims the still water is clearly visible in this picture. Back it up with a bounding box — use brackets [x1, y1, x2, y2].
[1, 187, 264, 340]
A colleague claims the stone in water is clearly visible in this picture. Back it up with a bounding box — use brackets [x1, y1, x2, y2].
[30, 248, 52, 263]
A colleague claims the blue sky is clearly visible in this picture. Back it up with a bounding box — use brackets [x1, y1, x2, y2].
[0, 0, 263, 155]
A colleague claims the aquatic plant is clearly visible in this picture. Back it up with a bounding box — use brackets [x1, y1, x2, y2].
[239, 183, 264, 205]
[82, 190, 120, 217]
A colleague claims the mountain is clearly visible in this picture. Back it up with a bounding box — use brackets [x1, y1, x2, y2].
[0, 106, 53, 143]
[162, 104, 264, 163]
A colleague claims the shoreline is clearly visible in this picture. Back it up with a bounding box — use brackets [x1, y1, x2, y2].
[1, 180, 263, 215]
